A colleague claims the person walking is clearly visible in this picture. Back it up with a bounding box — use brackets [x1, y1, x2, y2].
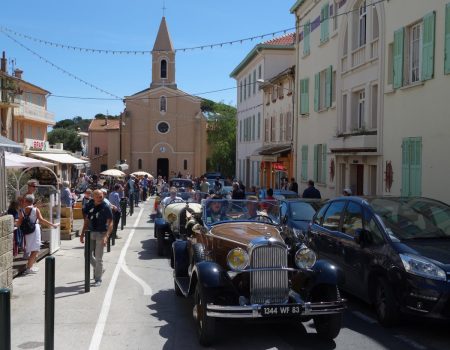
[141, 175, 149, 201]
[17, 194, 59, 274]
[80, 189, 113, 287]
[302, 180, 322, 199]
[109, 184, 122, 239]
[200, 177, 210, 194]
[61, 181, 73, 207]
[289, 177, 299, 194]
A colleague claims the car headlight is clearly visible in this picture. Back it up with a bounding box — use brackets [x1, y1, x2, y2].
[293, 228, 305, 240]
[399, 254, 446, 281]
[227, 248, 249, 271]
[167, 213, 177, 223]
[295, 245, 316, 269]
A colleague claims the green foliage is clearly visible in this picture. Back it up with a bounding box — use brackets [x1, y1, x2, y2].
[204, 99, 236, 177]
[47, 128, 82, 153]
[53, 116, 91, 132]
[94, 113, 119, 120]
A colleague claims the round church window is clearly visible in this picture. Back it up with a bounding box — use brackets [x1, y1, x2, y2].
[157, 121, 169, 134]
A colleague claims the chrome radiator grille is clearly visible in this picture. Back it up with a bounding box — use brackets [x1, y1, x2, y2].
[250, 244, 289, 304]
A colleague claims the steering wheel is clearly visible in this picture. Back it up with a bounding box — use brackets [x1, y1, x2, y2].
[248, 215, 274, 223]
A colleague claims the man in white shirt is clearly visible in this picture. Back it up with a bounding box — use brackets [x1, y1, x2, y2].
[162, 187, 182, 207]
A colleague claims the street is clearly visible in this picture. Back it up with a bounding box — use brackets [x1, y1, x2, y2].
[9, 198, 450, 350]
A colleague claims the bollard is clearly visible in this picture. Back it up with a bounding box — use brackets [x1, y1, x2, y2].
[129, 197, 134, 216]
[120, 197, 127, 229]
[111, 227, 116, 247]
[84, 230, 91, 293]
[0, 288, 11, 350]
[45, 257, 55, 350]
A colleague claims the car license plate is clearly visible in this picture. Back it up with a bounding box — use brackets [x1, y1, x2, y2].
[261, 305, 302, 317]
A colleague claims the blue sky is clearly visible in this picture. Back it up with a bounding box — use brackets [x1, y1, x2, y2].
[0, 0, 295, 121]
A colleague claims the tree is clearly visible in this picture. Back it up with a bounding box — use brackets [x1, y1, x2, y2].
[203, 99, 236, 177]
[53, 116, 91, 132]
[47, 128, 82, 153]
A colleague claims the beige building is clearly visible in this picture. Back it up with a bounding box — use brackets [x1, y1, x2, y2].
[88, 119, 119, 174]
[122, 17, 207, 178]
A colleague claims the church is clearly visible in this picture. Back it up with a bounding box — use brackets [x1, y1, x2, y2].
[121, 17, 207, 179]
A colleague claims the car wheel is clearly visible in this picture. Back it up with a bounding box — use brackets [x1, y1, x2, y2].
[157, 230, 164, 257]
[375, 277, 399, 327]
[313, 285, 342, 340]
[193, 243, 206, 263]
[194, 283, 215, 346]
[174, 279, 183, 297]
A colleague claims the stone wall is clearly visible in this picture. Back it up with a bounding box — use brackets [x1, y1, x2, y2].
[0, 215, 13, 291]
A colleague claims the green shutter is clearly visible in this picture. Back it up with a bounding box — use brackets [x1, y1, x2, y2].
[300, 78, 309, 114]
[445, 4, 450, 74]
[401, 138, 410, 196]
[304, 21, 310, 55]
[422, 11, 436, 81]
[314, 73, 320, 112]
[410, 137, 422, 196]
[325, 66, 332, 108]
[321, 144, 327, 184]
[301, 145, 308, 181]
[320, 3, 329, 44]
[313, 144, 319, 182]
[393, 28, 404, 89]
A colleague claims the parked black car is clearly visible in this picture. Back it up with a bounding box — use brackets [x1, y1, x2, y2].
[307, 196, 450, 325]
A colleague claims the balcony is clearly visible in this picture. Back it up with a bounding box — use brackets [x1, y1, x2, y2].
[370, 39, 379, 60]
[330, 131, 378, 153]
[14, 101, 55, 125]
[351, 46, 366, 68]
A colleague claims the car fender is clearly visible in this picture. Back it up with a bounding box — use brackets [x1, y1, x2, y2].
[172, 240, 189, 276]
[189, 261, 231, 295]
[310, 259, 341, 286]
[154, 217, 169, 229]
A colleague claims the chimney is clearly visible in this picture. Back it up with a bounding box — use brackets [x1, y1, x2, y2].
[14, 69, 23, 79]
[1, 51, 7, 73]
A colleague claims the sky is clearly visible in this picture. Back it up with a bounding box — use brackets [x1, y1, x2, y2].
[0, 0, 295, 122]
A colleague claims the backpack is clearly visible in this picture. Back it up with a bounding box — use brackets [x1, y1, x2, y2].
[20, 209, 36, 235]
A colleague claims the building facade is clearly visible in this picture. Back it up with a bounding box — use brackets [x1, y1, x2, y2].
[122, 17, 207, 178]
[230, 34, 295, 188]
[88, 119, 119, 174]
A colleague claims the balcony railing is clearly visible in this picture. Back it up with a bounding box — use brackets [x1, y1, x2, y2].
[341, 55, 348, 73]
[351, 45, 366, 68]
[370, 39, 379, 60]
[13, 101, 55, 125]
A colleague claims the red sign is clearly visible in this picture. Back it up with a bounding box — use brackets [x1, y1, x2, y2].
[272, 163, 285, 171]
[33, 140, 45, 150]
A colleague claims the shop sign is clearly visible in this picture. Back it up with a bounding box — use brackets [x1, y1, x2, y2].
[24, 138, 46, 150]
[272, 163, 286, 171]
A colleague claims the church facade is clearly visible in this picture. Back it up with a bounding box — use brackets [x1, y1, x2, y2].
[121, 17, 207, 179]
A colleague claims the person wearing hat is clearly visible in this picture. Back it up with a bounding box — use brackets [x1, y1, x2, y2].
[343, 188, 352, 196]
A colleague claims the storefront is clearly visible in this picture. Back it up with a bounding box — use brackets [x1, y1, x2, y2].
[255, 144, 293, 189]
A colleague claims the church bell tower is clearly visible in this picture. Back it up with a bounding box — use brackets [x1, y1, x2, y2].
[151, 17, 176, 89]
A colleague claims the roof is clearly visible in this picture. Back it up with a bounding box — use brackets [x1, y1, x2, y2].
[290, 0, 306, 13]
[0, 71, 50, 94]
[253, 144, 292, 156]
[229, 33, 295, 78]
[0, 135, 23, 153]
[152, 16, 174, 52]
[88, 119, 120, 131]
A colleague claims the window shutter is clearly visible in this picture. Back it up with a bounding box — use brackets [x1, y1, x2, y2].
[304, 21, 311, 55]
[401, 138, 410, 196]
[321, 3, 330, 43]
[422, 11, 436, 81]
[393, 28, 404, 89]
[445, 4, 450, 74]
[410, 137, 422, 196]
[300, 78, 309, 114]
[314, 73, 320, 112]
[301, 145, 308, 181]
[325, 65, 332, 108]
[321, 144, 327, 184]
[313, 144, 319, 182]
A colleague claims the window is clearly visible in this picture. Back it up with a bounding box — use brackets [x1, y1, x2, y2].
[138, 159, 142, 170]
[332, 1, 338, 32]
[265, 90, 271, 105]
[364, 214, 385, 245]
[304, 20, 311, 55]
[372, 6, 379, 40]
[184, 160, 187, 170]
[402, 137, 422, 196]
[387, 43, 394, 85]
[314, 203, 330, 225]
[322, 201, 346, 231]
[342, 202, 363, 237]
[253, 70, 257, 94]
[272, 85, 278, 101]
[160, 96, 167, 112]
[257, 112, 261, 139]
[409, 22, 422, 84]
[343, 26, 348, 56]
[358, 90, 365, 129]
[314, 66, 333, 111]
[371, 85, 378, 128]
[301, 145, 308, 181]
[252, 115, 255, 141]
[270, 116, 276, 142]
[332, 71, 336, 104]
[248, 74, 252, 97]
[94, 147, 100, 155]
[244, 78, 247, 100]
[278, 83, 284, 99]
[157, 121, 169, 133]
[314, 143, 327, 184]
[320, 2, 330, 44]
[160, 59, 167, 78]
[280, 113, 284, 141]
[358, 1, 367, 47]
[300, 78, 309, 114]
[342, 94, 347, 132]
[258, 65, 262, 79]
[239, 120, 242, 142]
[239, 81, 243, 102]
[286, 112, 292, 141]
[264, 117, 269, 142]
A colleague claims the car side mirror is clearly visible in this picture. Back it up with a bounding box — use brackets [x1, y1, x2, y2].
[354, 228, 369, 246]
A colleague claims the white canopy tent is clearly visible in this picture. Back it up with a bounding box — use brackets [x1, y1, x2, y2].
[5, 152, 55, 168]
[29, 152, 89, 165]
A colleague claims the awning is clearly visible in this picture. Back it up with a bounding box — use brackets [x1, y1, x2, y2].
[254, 144, 292, 156]
[5, 152, 55, 168]
[30, 152, 89, 165]
[0, 135, 23, 154]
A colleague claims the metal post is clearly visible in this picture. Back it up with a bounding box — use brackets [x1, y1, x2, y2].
[84, 230, 91, 293]
[129, 196, 134, 216]
[45, 257, 55, 350]
[120, 198, 127, 229]
[107, 234, 111, 253]
[0, 288, 11, 350]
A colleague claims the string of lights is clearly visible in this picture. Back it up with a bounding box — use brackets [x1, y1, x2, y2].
[0, 0, 385, 55]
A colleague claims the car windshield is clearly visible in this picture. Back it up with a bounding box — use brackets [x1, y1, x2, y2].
[202, 199, 280, 226]
[368, 198, 450, 240]
[289, 202, 318, 221]
[160, 191, 208, 204]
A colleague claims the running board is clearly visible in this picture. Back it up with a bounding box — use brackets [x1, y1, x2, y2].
[175, 277, 190, 297]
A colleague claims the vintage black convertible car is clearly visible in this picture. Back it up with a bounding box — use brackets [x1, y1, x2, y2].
[171, 198, 346, 346]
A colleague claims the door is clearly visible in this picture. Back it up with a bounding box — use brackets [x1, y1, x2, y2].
[157, 158, 169, 179]
[356, 164, 364, 195]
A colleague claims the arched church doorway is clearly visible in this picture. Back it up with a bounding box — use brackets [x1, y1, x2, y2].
[157, 158, 169, 179]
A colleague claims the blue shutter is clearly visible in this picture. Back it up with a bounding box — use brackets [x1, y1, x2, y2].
[422, 11, 436, 81]
[401, 138, 410, 196]
[313, 144, 319, 182]
[321, 3, 330, 44]
[300, 78, 309, 114]
[393, 28, 404, 89]
[304, 21, 311, 55]
[325, 66, 332, 108]
[445, 3, 450, 74]
[301, 145, 308, 181]
[321, 144, 327, 184]
[314, 73, 320, 112]
[410, 137, 422, 196]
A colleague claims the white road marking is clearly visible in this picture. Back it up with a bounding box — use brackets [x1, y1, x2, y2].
[394, 335, 428, 350]
[351, 311, 378, 324]
[121, 261, 153, 296]
[89, 206, 145, 350]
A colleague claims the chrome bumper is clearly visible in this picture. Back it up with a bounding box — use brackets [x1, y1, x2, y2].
[206, 299, 346, 318]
